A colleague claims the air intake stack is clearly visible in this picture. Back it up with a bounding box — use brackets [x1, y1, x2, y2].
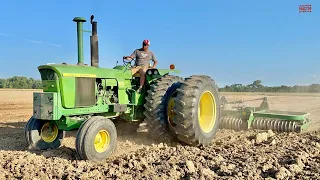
[72, 17, 86, 65]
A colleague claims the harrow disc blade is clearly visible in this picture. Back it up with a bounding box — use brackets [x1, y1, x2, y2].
[219, 116, 248, 131]
[251, 118, 300, 133]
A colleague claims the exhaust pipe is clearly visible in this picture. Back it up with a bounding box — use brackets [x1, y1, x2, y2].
[90, 15, 99, 67]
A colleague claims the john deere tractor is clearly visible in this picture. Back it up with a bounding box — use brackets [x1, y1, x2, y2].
[24, 15, 221, 161]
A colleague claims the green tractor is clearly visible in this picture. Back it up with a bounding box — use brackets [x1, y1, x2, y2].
[24, 15, 221, 161]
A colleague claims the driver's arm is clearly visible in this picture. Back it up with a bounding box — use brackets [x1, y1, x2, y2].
[151, 52, 158, 68]
[123, 50, 137, 61]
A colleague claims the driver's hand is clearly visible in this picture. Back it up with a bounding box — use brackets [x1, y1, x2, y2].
[123, 56, 131, 61]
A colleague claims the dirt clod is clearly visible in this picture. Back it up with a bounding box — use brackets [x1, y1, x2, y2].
[270, 139, 277, 145]
[201, 168, 216, 178]
[186, 160, 196, 173]
[256, 132, 269, 143]
[275, 167, 291, 179]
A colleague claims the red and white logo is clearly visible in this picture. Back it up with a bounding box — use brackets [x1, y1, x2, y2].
[299, 4, 312, 13]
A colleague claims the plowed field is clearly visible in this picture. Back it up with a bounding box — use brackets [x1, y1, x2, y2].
[0, 90, 319, 179]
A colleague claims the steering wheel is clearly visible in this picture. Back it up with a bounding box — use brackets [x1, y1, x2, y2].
[123, 57, 135, 69]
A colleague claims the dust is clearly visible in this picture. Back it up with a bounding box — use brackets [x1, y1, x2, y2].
[1, 90, 320, 179]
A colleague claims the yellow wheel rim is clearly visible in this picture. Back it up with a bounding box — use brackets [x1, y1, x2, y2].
[41, 122, 59, 143]
[94, 130, 110, 153]
[167, 91, 177, 126]
[198, 91, 216, 133]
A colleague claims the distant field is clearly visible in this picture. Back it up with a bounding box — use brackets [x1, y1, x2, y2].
[220, 92, 320, 97]
[0, 88, 42, 91]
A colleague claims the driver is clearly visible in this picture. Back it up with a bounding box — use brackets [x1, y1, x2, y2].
[123, 39, 158, 93]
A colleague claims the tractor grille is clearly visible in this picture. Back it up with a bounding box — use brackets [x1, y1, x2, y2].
[75, 77, 96, 107]
[39, 69, 58, 80]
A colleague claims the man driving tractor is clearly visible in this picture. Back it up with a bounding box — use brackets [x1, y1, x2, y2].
[123, 39, 158, 93]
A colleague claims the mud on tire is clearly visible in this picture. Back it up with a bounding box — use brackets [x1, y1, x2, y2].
[173, 75, 221, 146]
[144, 75, 184, 143]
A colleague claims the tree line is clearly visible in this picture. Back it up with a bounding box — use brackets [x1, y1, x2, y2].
[0, 76, 42, 89]
[0, 76, 320, 93]
[219, 80, 320, 93]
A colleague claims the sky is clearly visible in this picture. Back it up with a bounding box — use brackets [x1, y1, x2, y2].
[0, 0, 318, 87]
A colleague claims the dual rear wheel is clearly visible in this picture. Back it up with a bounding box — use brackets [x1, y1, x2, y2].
[144, 75, 221, 146]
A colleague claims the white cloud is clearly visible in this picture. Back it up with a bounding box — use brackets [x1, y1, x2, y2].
[0, 33, 12, 37]
[24, 39, 43, 44]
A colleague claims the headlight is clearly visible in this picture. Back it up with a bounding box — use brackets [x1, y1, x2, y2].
[153, 70, 158, 75]
[147, 70, 152, 75]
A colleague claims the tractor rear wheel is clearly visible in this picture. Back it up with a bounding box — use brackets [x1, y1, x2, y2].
[75, 116, 117, 161]
[144, 75, 183, 143]
[24, 116, 65, 150]
[173, 75, 221, 146]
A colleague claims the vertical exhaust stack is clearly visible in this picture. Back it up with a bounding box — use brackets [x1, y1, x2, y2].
[73, 17, 86, 65]
[90, 15, 99, 67]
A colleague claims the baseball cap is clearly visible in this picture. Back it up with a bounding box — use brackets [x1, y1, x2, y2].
[143, 39, 150, 46]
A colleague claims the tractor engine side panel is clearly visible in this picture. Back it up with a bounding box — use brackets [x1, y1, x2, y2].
[33, 92, 58, 120]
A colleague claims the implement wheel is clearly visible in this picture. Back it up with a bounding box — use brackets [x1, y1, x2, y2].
[75, 116, 117, 161]
[173, 75, 221, 146]
[144, 75, 183, 142]
[24, 116, 65, 150]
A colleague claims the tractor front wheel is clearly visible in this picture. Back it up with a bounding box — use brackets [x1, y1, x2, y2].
[75, 116, 117, 161]
[24, 116, 65, 150]
[173, 75, 221, 146]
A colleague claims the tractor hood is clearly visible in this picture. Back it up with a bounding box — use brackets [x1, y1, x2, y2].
[38, 64, 129, 79]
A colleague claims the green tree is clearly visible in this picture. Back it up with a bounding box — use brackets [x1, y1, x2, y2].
[0, 76, 42, 89]
[219, 79, 320, 93]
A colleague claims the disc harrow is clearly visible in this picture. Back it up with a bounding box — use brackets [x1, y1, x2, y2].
[219, 96, 311, 133]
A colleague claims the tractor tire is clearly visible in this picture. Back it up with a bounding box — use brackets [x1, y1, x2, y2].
[75, 116, 117, 161]
[173, 75, 221, 146]
[144, 75, 184, 143]
[24, 116, 65, 150]
[75, 116, 102, 160]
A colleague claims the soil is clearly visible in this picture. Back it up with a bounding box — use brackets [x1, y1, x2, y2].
[0, 90, 320, 179]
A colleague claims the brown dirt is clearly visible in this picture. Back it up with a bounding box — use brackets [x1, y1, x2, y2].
[0, 90, 320, 179]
